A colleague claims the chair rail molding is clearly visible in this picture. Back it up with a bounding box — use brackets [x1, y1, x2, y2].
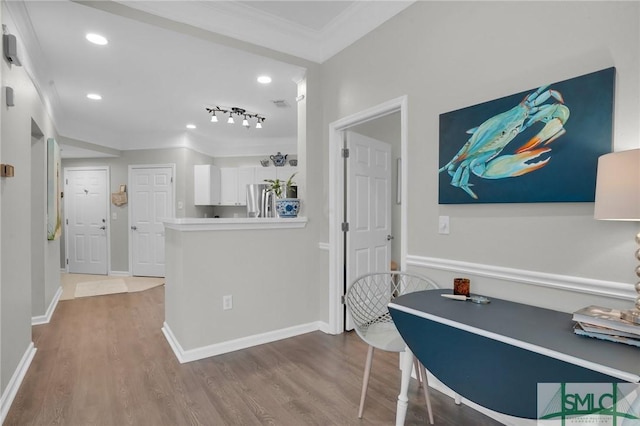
[407, 255, 636, 301]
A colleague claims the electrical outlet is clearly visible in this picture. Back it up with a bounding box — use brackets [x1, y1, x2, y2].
[223, 295, 233, 310]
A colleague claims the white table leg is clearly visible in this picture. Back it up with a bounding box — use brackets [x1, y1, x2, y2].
[396, 347, 414, 426]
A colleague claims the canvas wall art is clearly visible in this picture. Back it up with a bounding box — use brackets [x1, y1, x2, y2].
[438, 67, 615, 204]
[47, 137, 62, 240]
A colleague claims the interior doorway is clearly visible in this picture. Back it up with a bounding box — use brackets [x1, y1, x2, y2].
[328, 96, 408, 334]
[31, 122, 46, 315]
[129, 164, 175, 277]
[343, 131, 393, 330]
[64, 167, 110, 275]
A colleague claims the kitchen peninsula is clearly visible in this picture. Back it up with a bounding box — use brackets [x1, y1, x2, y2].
[161, 216, 320, 364]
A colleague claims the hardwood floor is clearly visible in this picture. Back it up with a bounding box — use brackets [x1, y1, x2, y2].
[5, 286, 503, 425]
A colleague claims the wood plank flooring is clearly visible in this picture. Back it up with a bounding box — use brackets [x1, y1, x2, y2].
[5, 286, 503, 425]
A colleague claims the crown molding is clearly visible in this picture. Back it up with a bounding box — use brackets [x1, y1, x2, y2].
[115, 1, 414, 63]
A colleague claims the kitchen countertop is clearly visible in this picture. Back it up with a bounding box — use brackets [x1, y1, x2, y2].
[162, 217, 307, 231]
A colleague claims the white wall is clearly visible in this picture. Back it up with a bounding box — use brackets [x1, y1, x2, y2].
[165, 226, 321, 352]
[319, 1, 640, 314]
[1, 2, 59, 407]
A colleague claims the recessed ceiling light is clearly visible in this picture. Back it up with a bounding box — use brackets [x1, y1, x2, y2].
[257, 75, 272, 84]
[86, 33, 108, 46]
[186, 124, 196, 129]
[86, 93, 102, 100]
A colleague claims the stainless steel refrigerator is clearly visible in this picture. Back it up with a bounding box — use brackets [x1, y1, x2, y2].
[246, 184, 276, 217]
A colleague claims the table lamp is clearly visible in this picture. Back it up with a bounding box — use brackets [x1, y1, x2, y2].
[594, 148, 640, 324]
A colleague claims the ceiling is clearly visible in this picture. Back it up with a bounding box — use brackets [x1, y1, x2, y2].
[6, 1, 413, 158]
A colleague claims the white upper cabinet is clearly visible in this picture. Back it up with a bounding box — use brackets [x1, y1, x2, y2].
[220, 167, 256, 206]
[194, 164, 298, 207]
[237, 167, 256, 205]
[194, 165, 221, 206]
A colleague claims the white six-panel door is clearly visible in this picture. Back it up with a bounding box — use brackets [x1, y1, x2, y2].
[65, 168, 109, 275]
[130, 165, 174, 277]
[346, 131, 392, 329]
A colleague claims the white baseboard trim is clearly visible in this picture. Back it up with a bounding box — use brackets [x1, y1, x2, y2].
[32, 286, 63, 325]
[0, 343, 36, 424]
[108, 270, 130, 277]
[407, 255, 635, 301]
[317, 321, 331, 334]
[162, 321, 330, 364]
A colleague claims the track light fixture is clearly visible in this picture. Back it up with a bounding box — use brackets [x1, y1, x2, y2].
[206, 106, 265, 129]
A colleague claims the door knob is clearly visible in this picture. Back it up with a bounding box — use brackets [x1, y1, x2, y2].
[99, 226, 106, 230]
[387, 234, 394, 241]
[131, 225, 137, 231]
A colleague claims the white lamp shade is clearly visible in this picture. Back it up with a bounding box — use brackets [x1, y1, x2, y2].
[594, 148, 640, 221]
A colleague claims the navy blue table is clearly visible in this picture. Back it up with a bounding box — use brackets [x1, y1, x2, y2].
[388, 289, 640, 420]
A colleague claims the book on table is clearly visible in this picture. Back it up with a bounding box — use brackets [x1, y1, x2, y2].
[572, 305, 640, 337]
[576, 321, 640, 339]
[573, 323, 640, 347]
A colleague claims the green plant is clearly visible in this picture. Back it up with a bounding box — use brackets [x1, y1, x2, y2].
[285, 172, 297, 192]
[265, 172, 297, 198]
[264, 178, 284, 197]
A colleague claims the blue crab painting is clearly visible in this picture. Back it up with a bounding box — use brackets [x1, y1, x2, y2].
[439, 85, 570, 200]
[438, 67, 615, 204]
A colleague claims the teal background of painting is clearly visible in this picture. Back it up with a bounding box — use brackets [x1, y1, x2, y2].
[438, 67, 615, 204]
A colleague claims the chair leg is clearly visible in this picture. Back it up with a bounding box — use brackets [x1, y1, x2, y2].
[413, 358, 423, 388]
[358, 345, 375, 418]
[418, 362, 434, 425]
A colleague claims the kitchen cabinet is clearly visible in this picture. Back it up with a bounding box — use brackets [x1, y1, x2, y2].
[194, 165, 221, 205]
[220, 167, 255, 206]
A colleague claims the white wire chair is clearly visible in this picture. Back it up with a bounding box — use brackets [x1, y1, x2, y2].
[345, 271, 437, 423]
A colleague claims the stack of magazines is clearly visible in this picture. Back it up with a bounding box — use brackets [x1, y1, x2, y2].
[572, 305, 640, 347]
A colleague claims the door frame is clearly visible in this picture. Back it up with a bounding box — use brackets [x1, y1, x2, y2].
[63, 166, 111, 274]
[128, 163, 176, 276]
[328, 95, 408, 334]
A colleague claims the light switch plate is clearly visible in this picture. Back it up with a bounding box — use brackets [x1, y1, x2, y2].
[439, 216, 450, 235]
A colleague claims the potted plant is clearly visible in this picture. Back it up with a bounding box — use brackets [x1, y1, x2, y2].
[265, 172, 300, 218]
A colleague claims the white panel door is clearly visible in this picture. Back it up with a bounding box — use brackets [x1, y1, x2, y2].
[130, 166, 174, 277]
[65, 168, 108, 274]
[345, 132, 392, 330]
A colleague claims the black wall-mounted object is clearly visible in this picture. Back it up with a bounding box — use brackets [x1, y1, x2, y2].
[3, 33, 21, 66]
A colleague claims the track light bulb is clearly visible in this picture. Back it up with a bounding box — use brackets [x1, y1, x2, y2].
[256, 121, 262, 129]
[211, 113, 218, 123]
[242, 116, 249, 127]
[227, 114, 234, 124]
